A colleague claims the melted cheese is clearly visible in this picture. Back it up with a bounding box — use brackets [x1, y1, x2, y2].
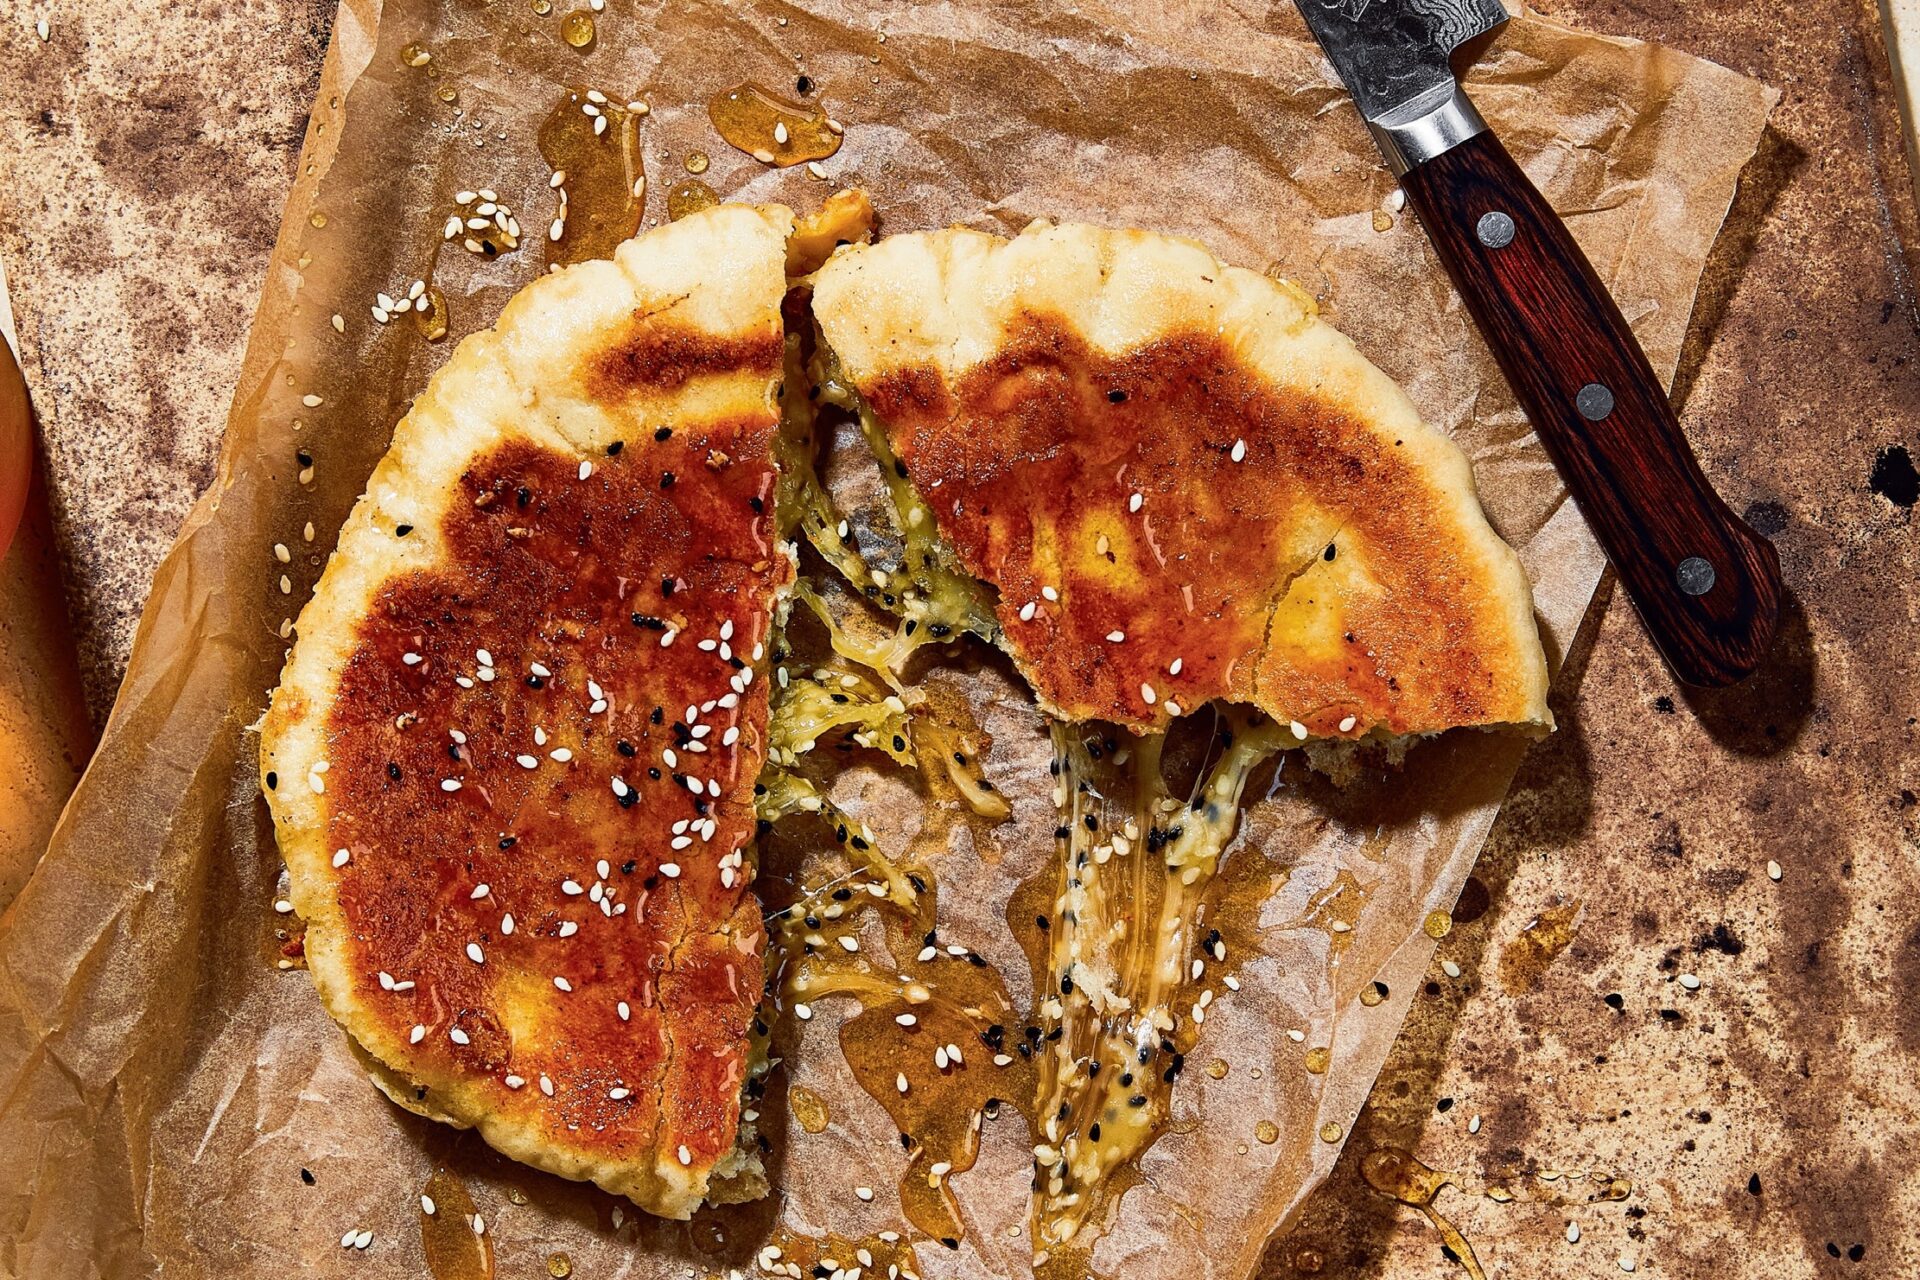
[1033, 712, 1296, 1247]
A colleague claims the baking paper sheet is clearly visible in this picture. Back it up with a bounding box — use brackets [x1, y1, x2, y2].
[0, 1, 1774, 1276]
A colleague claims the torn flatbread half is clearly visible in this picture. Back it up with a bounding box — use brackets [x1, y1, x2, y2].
[260, 204, 797, 1219]
[810, 220, 1551, 743]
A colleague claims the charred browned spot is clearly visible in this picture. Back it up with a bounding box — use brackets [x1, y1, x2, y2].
[321, 430, 786, 1169]
[588, 314, 782, 398]
[859, 313, 1520, 734]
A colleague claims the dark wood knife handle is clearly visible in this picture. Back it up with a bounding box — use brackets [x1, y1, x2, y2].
[1398, 128, 1781, 687]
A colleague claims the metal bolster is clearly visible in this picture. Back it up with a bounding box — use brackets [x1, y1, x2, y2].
[1367, 81, 1488, 176]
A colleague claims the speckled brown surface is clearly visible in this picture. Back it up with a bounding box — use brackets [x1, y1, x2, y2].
[2, 1, 1916, 1278]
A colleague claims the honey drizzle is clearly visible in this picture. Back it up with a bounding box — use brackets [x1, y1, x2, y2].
[1360, 1148, 1486, 1280]
[419, 1167, 494, 1280]
[708, 82, 844, 167]
[538, 88, 645, 266]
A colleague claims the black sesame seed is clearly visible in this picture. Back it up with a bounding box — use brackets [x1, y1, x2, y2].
[1088, 1122, 1101, 1141]
[499, 836, 516, 848]
[617, 740, 636, 757]
[1107, 389, 1127, 403]
[660, 471, 676, 488]
[300, 1167, 315, 1185]
[395, 523, 413, 537]
[654, 427, 672, 441]
[1036, 914, 1050, 931]
[387, 762, 402, 781]
[265, 771, 278, 789]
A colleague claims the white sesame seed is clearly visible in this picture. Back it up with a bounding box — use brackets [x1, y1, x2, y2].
[1566, 1222, 1580, 1243]
[1443, 959, 1462, 978]
[333, 848, 351, 868]
[1019, 601, 1037, 622]
[501, 913, 515, 935]
[449, 1027, 470, 1045]
[562, 879, 584, 895]
[1767, 859, 1783, 881]
[1679, 973, 1701, 990]
[402, 651, 422, 665]
[839, 936, 859, 953]
[540, 1075, 554, 1096]
[1339, 715, 1358, 732]
[1141, 684, 1157, 705]
[504, 1074, 525, 1089]
[609, 1086, 630, 1100]
[807, 161, 829, 179]
[1231, 438, 1246, 462]
[274, 899, 293, 914]
[578, 460, 593, 481]
[550, 748, 573, 762]
[773, 121, 790, 144]
[441, 779, 462, 792]
[1106, 630, 1126, 642]
[1128, 492, 1143, 513]
[302, 394, 324, 408]
[1618, 1257, 1636, 1273]
[558, 921, 579, 937]
[678, 1144, 692, 1166]
[466, 942, 485, 964]
[517, 754, 538, 769]
[660, 863, 681, 878]
[471, 1214, 485, 1237]
[896, 1073, 909, 1094]
[1290, 720, 1309, 739]
[470, 883, 489, 900]
[1468, 1113, 1482, 1133]
[421, 1194, 436, 1215]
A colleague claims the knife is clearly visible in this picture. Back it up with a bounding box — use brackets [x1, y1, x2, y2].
[1292, 0, 1782, 687]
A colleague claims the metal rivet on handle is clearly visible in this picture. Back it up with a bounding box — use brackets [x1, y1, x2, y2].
[1675, 556, 1716, 596]
[1576, 382, 1615, 421]
[1475, 211, 1515, 248]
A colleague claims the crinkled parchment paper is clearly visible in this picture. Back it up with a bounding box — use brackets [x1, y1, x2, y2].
[0, 2, 1773, 1277]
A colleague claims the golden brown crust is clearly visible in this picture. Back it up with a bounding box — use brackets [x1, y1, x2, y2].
[259, 205, 794, 1219]
[813, 221, 1551, 738]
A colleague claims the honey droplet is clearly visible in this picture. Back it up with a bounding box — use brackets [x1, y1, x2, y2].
[1206, 1058, 1229, 1080]
[531, 0, 552, 14]
[1372, 210, 1394, 232]
[1359, 981, 1386, 1007]
[684, 150, 710, 175]
[1293, 1246, 1326, 1273]
[437, 86, 459, 104]
[665, 179, 719, 221]
[1256, 1120, 1280, 1144]
[1318, 1121, 1343, 1143]
[400, 42, 432, 68]
[504, 1186, 528, 1205]
[308, 211, 328, 228]
[560, 11, 595, 47]
[411, 286, 449, 342]
[707, 81, 843, 167]
[1424, 909, 1454, 939]
[1303, 1046, 1331, 1075]
[546, 1253, 573, 1278]
[789, 1084, 831, 1134]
